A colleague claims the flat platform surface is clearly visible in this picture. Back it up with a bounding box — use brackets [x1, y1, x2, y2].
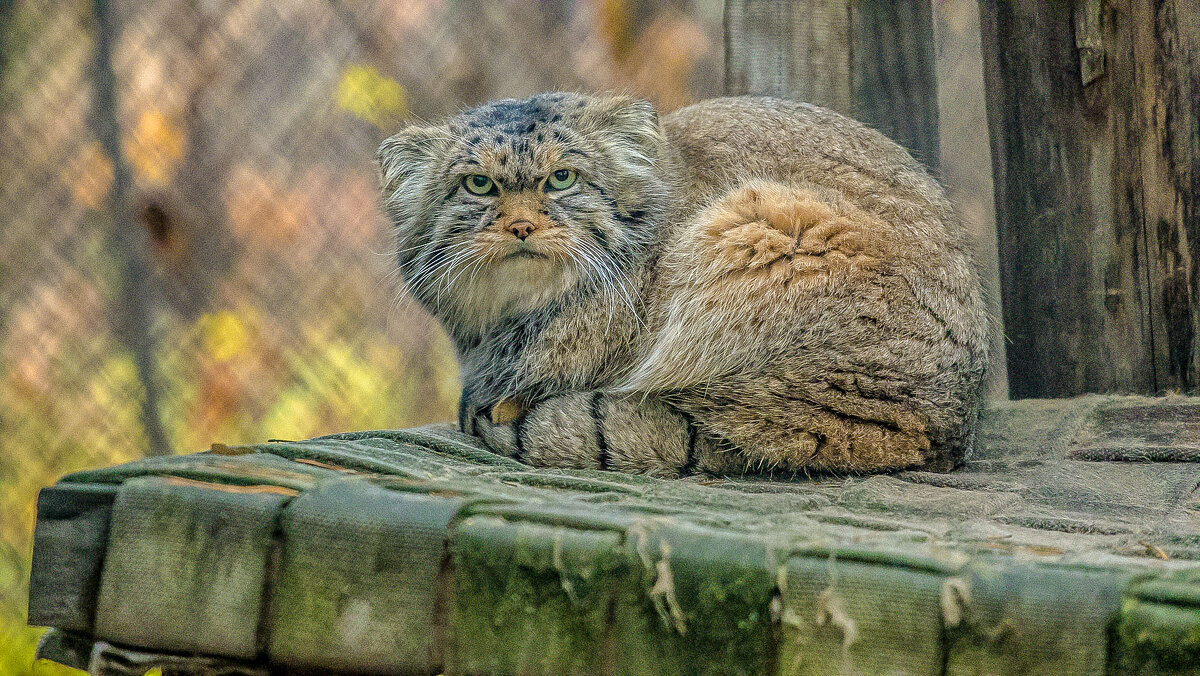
[27, 395, 1200, 675]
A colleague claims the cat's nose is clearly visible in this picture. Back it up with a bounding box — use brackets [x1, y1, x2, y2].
[509, 220, 536, 240]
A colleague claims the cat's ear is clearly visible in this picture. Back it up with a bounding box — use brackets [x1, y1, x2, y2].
[584, 96, 663, 149]
[377, 124, 450, 196]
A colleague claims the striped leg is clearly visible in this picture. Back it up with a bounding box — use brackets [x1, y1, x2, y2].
[464, 391, 735, 477]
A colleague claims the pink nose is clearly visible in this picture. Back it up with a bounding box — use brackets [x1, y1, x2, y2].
[509, 220, 535, 239]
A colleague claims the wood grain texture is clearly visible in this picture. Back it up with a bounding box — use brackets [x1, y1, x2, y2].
[724, 0, 852, 110]
[980, 0, 1199, 397]
[27, 483, 118, 632]
[724, 0, 940, 169]
[850, 1, 941, 168]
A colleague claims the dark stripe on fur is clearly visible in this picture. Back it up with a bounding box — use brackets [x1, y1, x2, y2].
[591, 392, 610, 470]
[588, 222, 609, 250]
[457, 384, 473, 433]
[613, 210, 646, 227]
[679, 410, 699, 476]
[512, 412, 529, 462]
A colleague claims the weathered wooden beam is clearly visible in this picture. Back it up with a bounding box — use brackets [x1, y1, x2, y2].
[979, 0, 1200, 397]
[724, 0, 940, 169]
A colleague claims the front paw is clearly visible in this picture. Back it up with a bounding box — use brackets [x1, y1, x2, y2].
[471, 404, 523, 459]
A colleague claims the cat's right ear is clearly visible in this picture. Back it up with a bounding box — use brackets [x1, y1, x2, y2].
[377, 125, 449, 198]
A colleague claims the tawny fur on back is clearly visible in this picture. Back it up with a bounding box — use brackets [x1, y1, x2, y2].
[378, 93, 989, 475]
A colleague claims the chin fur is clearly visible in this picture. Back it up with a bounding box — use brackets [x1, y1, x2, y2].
[433, 255, 579, 337]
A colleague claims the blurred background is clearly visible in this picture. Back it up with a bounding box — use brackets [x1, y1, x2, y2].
[0, 0, 997, 672]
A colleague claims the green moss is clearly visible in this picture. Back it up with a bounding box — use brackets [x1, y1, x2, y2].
[447, 517, 628, 675]
[448, 518, 776, 676]
[618, 526, 776, 676]
[1113, 599, 1200, 675]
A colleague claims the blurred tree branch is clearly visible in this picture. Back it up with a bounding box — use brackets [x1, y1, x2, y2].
[91, 0, 171, 456]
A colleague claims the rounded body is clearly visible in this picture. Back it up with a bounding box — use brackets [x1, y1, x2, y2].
[378, 94, 988, 475]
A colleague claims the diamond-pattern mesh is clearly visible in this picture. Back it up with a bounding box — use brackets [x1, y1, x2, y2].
[0, 1, 723, 670]
[1, 4, 1003, 672]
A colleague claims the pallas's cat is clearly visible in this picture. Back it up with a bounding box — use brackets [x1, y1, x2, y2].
[378, 93, 988, 476]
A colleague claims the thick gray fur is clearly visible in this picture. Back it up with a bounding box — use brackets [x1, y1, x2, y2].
[378, 93, 989, 476]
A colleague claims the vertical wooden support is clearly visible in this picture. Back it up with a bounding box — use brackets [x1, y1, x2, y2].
[724, 0, 941, 169]
[980, 1, 1200, 397]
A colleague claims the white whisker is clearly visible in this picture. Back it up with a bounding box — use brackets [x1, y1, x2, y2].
[573, 237, 645, 331]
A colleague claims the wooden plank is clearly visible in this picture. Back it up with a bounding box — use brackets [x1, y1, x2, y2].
[94, 476, 287, 659]
[724, 0, 939, 169]
[979, 0, 1199, 396]
[724, 0, 851, 110]
[851, 1, 941, 168]
[933, 0, 1008, 399]
[979, 0, 1131, 397]
[27, 483, 119, 632]
[1126, 1, 1200, 391]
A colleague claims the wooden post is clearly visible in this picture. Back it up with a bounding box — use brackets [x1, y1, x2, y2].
[724, 0, 941, 170]
[980, 1, 1200, 397]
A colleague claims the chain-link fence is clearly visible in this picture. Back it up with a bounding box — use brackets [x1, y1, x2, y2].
[0, 0, 724, 670]
[1, 2, 1002, 672]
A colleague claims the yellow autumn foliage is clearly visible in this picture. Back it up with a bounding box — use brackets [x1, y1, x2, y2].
[336, 64, 407, 128]
[199, 311, 252, 363]
[124, 109, 185, 186]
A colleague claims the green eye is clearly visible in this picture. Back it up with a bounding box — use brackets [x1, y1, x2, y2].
[463, 174, 495, 195]
[545, 169, 577, 191]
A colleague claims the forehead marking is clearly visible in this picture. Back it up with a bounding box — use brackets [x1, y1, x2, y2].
[462, 98, 561, 133]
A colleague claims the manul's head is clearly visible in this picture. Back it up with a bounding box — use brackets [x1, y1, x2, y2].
[377, 92, 668, 335]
